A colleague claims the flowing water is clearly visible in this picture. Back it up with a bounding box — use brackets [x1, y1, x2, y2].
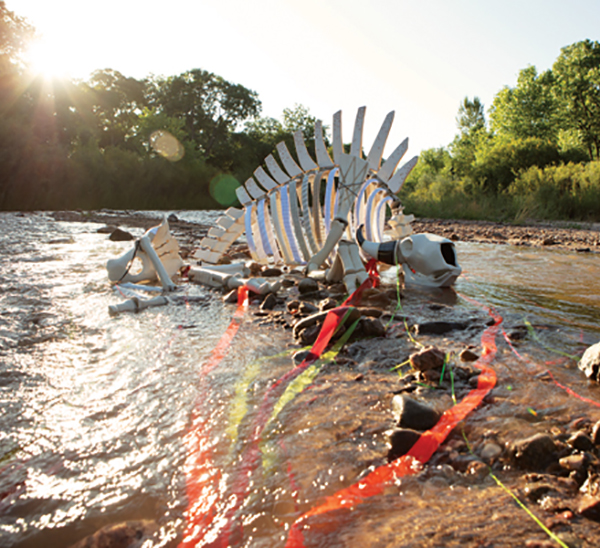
[1, 211, 600, 548]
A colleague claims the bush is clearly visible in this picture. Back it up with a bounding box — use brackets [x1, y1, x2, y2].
[509, 161, 600, 221]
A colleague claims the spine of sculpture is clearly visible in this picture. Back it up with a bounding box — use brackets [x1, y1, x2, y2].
[194, 107, 418, 268]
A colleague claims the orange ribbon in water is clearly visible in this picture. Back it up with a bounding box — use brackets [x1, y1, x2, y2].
[216, 277, 375, 546]
[179, 286, 248, 548]
[285, 296, 502, 548]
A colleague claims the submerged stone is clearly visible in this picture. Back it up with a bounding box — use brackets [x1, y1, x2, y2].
[387, 428, 421, 461]
[392, 394, 440, 431]
[409, 346, 446, 372]
[510, 433, 559, 471]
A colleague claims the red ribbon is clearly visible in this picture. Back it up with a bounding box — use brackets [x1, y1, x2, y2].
[179, 286, 248, 548]
[285, 299, 502, 547]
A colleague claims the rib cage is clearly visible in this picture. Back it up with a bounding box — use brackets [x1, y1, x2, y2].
[194, 107, 418, 266]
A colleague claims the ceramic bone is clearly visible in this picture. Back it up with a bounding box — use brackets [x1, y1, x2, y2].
[195, 107, 460, 289]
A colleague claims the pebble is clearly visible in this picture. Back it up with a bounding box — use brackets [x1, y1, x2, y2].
[298, 277, 319, 295]
[259, 293, 278, 311]
[414, 321, 469, 335]
[479, 442, 502, 461]
[391, 394, 440, 431]
[409, 346, 446, 372]
[559, 454, 586, 472]
[459, 348, 479, 362]
[591, 420, 600, 445]
[318, 297, 338, 311]
[387, 428, 421, 461]
[567, 431, 594, 451]
[108, 227, 134, 241]
[510, 433, 559, 471]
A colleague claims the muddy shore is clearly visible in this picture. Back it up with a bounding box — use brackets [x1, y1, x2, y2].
[49, 210, 600, 254]
[46, 209, 600, 547]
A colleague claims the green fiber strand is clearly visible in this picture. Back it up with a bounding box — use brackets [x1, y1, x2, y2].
[461, 430, 568, 548]
[524, 319, 579, 361]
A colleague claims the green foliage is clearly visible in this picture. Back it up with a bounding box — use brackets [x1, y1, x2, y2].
[552, 40, 600, 160]
[489, 66, 558, 143]
[509, 161, 600, 221]
[472, 137, 561, 193]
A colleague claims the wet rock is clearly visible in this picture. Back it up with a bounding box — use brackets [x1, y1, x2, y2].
[409, 346, 446, 372]
[578, 494, 600, 521]
[260, 293, 278, 311]
[541, 236, 557, 246]
[559, 454, 586, 472]
[567, 431, 594, 451]
[466, 460, 489, 481]
[293, 311, 329, 338]
[293, 349, 311, 364]
[356, 317, 386, 338]
[319, 297, 338, 311]
[523, 482, 557, 502]
[361, 287, 393, 308]
[506, 326, 528, 341]
[387, 428, 421, 461]
[391, 394, 440, 431]
[578, 341, 600, 381]
[223, 289, 238, 303]
[297, 323, 322, 345]
[298, 301, 319, 315]
[69, 520, 157, 548]
[286, 299, 300, 312]
[298, 278, 319, 295]
[591, 420, 600, 445]
[97, 224, 117, 234]
[261, 267, 282, 277]
[510, 433, 560, 471]
[459, 348, 479, 362]
[413, 321, 469, 335]
[109, 228, 135, 241]
[168, 213, 179, 223]
[480, 442, 502, 461]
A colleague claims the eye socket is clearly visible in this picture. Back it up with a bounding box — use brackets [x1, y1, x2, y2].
[440, 243, 457, 266]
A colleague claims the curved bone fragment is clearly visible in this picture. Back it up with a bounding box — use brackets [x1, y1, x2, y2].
[265, 154, 290, 185]
[199, 107, 460, 289]
[293, 130, 319, 172]
[366, 111, 394, 171]
[276, 142, 303, 179]
[314, 120, 334, 168]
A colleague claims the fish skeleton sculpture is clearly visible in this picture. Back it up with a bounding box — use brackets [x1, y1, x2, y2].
[195, 107, 461, 289]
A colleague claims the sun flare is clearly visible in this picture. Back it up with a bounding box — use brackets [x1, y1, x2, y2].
[26, 38, 73, 80]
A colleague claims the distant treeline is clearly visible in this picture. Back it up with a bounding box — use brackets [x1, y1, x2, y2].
[2, 2, 600, 221]
[401, 40, 600, 222]
[0, 2, 323, 210]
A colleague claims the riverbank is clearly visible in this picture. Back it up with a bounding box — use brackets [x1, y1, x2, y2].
[49, 210, 600, 254]
[40, 209, 600, 547]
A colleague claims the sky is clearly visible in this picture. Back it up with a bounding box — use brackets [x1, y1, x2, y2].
[12, 0, 600, 159]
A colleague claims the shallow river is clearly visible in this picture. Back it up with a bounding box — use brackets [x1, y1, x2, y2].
[1, 211, 600, 548]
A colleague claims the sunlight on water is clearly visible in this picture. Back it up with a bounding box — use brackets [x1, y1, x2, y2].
[1, 214, 600, 547]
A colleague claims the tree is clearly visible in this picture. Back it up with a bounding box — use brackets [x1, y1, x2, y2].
[152, 69, 261, 166]
[489, 66, 558, 143]
[552, 39, 600, 160]
[450, 96, 489, 178]
[86, 69, 149, 148]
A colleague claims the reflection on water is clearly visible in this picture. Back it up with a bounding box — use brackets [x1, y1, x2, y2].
[1, 214, 600, 547]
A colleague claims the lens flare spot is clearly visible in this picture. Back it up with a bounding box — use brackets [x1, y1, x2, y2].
[150, 130, 185, 162]
[209, 174, 240, 206]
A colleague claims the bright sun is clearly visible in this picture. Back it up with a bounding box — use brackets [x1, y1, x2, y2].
[26, 38, 73, 80]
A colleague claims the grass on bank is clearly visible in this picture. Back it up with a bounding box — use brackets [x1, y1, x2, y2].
[400, 160, 600, 224]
